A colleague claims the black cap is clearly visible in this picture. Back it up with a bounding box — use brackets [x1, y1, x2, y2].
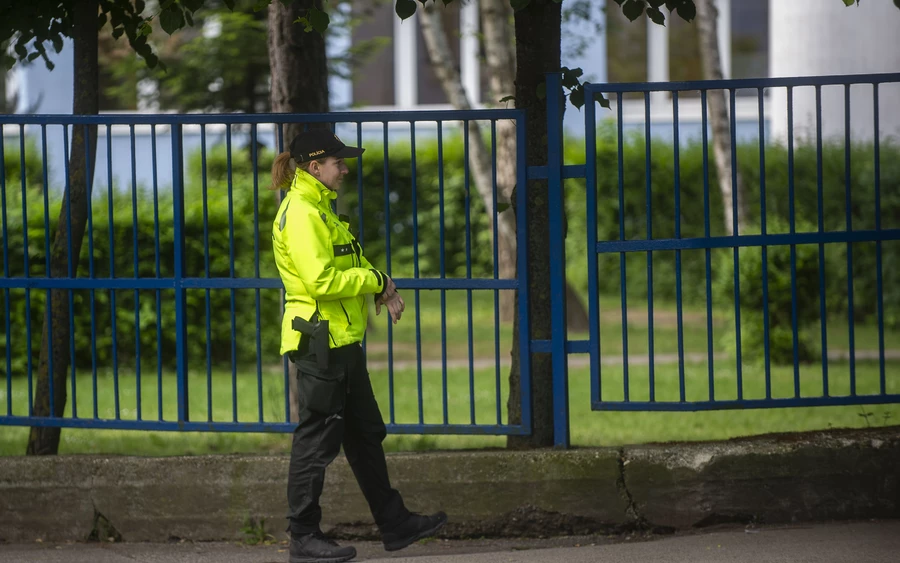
[289, 130, 365, 163]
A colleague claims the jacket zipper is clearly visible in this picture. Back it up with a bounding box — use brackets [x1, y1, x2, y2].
[339, 301, 352, 326]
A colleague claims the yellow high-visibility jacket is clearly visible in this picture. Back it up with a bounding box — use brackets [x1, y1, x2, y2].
[272, 169, 386, 355]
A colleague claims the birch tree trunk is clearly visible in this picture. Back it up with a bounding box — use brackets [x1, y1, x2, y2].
[26, 1, 99, 454]
[695, 0, 748, 235]
[268, 0, 330, 422]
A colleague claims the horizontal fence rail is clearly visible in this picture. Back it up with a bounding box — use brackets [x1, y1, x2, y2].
[0, 109, 531, 436]
[575, 72, 900, 412]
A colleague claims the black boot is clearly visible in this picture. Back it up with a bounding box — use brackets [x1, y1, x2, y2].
[289, 532, 356, 563]
[381, 511, 448, 552]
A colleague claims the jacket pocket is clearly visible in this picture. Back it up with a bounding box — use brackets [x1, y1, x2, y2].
[294, 359, 347, 415]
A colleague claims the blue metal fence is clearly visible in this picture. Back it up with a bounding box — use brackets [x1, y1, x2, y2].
[0, 110, 531, 436]
[564, 73, 900, 423]
[3, 72, 900, 448]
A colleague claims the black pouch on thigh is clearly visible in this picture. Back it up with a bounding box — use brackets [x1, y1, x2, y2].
[295, 359, 348, 415]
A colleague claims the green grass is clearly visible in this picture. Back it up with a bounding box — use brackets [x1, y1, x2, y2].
[2, 291, 898, 456]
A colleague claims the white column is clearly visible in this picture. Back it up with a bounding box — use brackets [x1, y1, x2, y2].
[716, 0, 732, 78]
[460, 0, 481, 105]
[647, 17, 669, 106]
[394, 12, 418, 108]
[327, 0, 353, 109]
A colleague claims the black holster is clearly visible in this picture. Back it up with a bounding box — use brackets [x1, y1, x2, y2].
[292, 316, 330, 370]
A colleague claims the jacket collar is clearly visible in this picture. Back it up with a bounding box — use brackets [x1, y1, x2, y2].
[289, 168, 338, 205]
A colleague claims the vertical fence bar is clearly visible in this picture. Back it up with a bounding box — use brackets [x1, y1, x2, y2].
[788, 87, 800, 397]
[729, 89, 741, 403]
[410, 122, 424, 425]
[437, 122, 449, 425]
[201, 125, 212, 422]
[105, 124, 116, 419]
[644, 92, 655, 402]
[548, 74, 569, 446]
[0, 126, 9, 415]
[673, 92, 686, 403]
[382, 122, 395, 424]
[617, 93, 629, 402]
[758, 89, 770, 400]
[585, 91, 601, 404]
[491, 120, 502, 424]
[226, 126, 237, 421]
[172, 123, 190, 423]
[464, 121, 475, 425]
[815, 85, 829, 395]
[252, 123, 264, 422]
[516, 110, 532, 433]
[22, 126, 34, 415]
[130, 124, 140, 420]
[38, 126, 55, 415]
[701, 91, 715, 401]
[82, 122, 98, 419]
[873, 84, 885, 393]
[844, 84, 856, 395]
[151, 125, 162, 421]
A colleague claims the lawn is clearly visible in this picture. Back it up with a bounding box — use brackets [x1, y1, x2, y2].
[1, 290, 898, 455]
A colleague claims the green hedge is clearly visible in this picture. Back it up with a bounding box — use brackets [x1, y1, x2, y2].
[2, 132, 899, 373]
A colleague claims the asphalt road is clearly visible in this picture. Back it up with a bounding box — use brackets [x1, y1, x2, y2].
[1, 520, 898, 563]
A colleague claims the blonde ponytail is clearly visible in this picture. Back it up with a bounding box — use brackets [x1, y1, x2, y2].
[269, 151, 295, 191]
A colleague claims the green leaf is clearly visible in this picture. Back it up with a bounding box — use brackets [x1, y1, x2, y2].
[498, 95, 516, 104]
[27, 52, 40, 62]
[612, 0, 625, 5]
[676, 1, 695, 22]
[622, 0, 644, 22]
[182, 0, 205, 12]
[309, 7, 330, 33]
[395, 0, 417, 20]
[841, 0, 856, 6]
[597, 94, 611, 110]
[894, 0, 899, 9]
[51, 34, 63, 53]
[510, 0, 531, 11]
[140, 22, 153, 36]
[496, 202, 511, 214]
[536, 81, 546, 101]
[184, 10, 194, 27]
[14, 42, 27, 60]
[112, 25, 125, 39]
[223, 0, 236, 10]
[159, 4, 186, 34]
[98, 12, 108, 30]
[569, 86, 585, 109]
[647, 6, 666, 25]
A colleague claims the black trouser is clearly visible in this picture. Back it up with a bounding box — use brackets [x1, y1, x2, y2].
[287, 342, 409, 536]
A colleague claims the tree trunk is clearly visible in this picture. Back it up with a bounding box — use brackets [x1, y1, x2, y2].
[418, 3, 516, 257]
[26, 1, 99, 455]
[695, 0, 747, 235]
[268, 0, 330, 139]
[507, 0, 561, 450]
[480, 0, 518, 322]
[268, 0, 330, 423]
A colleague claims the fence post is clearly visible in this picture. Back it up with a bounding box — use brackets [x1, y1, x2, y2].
[171, 123, 190, 424]
[546, 73, 570, 448]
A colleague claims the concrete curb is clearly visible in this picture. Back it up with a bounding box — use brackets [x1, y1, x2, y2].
[1, 428, 898, 542]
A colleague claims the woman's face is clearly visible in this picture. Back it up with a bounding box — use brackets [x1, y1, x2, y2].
[309, 156, 349, 191]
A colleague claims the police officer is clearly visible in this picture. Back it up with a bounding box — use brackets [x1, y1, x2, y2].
[269, 129, 447, 563]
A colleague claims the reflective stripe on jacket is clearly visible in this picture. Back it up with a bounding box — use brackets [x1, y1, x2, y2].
[272, 168, 384, 355]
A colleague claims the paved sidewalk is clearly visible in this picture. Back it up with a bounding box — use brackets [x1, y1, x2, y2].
[2, 520, 898, 563]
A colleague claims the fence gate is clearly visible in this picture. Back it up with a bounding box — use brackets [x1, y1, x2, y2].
[545, 72, 900, 447]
